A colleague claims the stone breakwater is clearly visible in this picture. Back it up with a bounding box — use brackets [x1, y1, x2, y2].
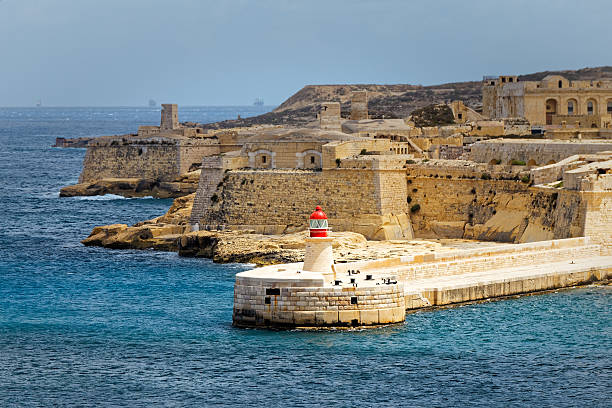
[234, 269, 405, 328]
[232, 236, 612, 329]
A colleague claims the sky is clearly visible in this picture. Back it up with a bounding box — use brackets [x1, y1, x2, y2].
[0, 0, 610, 106]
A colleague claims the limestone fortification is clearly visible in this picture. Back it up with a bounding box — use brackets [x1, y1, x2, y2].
[483, 75, 612, 127]
[63, 70, 612, 329]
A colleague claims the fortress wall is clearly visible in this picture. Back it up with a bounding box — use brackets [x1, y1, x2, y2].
[190, 154, 248, 226]
[196, 167, 410, 239]
[321, 140, 391, 169]
[201, 170, 377, 229]
[79, 143, 180, 183]
[177, 144, 220, 174]
[468, 140, 612, 165]
[582, 191, 612, 248]
[79, 137, 220, 184]
[406, 173, 587, 242]
[245, 141, 323, 169]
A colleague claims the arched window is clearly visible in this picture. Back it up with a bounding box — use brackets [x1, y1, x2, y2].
[567, 100, 574, 115]
[587, 101, 594, 115]
[558, 80, 563, 88]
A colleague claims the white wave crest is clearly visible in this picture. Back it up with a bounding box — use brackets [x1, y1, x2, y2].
[68, 194, 155, 201]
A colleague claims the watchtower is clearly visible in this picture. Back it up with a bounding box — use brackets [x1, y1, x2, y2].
[161, 104, 179, 130]
[351, 91, 368, 120]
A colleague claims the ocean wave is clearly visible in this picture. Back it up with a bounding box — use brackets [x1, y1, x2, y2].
[68, 194, 155, 201]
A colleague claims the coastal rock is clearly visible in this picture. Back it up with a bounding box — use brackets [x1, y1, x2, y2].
[60, 174, 198, 198]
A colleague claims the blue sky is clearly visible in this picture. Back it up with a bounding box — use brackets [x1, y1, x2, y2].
[0, 0, 610, 106]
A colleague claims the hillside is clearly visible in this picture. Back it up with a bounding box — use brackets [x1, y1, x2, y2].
[198, 66, 612, 130]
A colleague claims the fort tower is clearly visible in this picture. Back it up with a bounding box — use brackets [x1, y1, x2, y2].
[161, 104, 179, 130]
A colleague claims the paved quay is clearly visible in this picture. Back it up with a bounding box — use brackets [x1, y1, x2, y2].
[404, 255, 612, 308]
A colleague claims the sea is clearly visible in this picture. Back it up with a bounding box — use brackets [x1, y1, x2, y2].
[0, 106, 610, 407]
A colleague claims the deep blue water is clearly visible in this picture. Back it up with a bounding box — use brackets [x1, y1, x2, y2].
[0, 107, 610, 407]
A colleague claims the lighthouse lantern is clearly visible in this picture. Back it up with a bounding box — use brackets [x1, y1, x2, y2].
[309, 206, 328, 237]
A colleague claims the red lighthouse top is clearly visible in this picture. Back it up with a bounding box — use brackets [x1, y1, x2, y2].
[309, 206, 328, 237]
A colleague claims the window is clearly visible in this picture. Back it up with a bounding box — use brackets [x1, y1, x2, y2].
[608, 101, 612, 114]
[568, 101, 574, 115]
[310, 156, 315, 164]
[502, 77, 506, 83]
[587, 101, 594, 115]
[262, 155, 267, 163]
[458, 113, 463, 119]
[509, 77, 513, 83]
[558, 80, 563, 88]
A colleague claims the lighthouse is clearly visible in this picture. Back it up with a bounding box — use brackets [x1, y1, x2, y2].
[303, 206, 334, 273]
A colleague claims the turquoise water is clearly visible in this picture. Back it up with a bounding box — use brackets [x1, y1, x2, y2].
[0, 107, 610, 407]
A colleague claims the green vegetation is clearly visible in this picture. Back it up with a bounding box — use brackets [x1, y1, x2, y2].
[360, 149, 367, 155]
[521, 175, 531, 183]
[409, 104, 455, 127]
[481, 173, 491, 180]
[493, 159, 502, 165]
[335, 158, 341, 167]
[406, 159, 416, 164]
[511, 159, 526, 166]
[410, 204, 421, 213]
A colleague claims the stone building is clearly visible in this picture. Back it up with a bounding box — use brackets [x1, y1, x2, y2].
[239, 128, 366, 169]
[483, 75, 612, 126]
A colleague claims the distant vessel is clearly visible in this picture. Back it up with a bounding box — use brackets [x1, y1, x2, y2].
[148, 99, 157, 108]
[253, 98, 264, 106]
[36, 99, 42, 107]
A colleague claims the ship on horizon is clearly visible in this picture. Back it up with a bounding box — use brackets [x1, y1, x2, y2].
[253, 98, 264, 106]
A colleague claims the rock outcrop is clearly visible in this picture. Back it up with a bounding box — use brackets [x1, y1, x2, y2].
[61, 170, 200, 199]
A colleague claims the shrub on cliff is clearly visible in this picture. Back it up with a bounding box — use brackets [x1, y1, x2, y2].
[409, 104, 455, 127]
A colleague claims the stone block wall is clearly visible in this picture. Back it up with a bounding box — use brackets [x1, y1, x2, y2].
[194, 164, 409, 239]
[582, 191, 612, 246]
[350, 91, 368, 120]
[319, 102, 341, 130]
[79, 138, 220, 183]
[190, 154, 248, 226]
[321, 139, 391, 169]
[468, 140, 612, 166]
[177, 143, 221, 174]
[79, 141, 180, 183]
[233, 280, 405, 328]
[161, 104, 178, 130]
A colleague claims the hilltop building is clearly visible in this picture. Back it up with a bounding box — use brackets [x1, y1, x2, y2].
[483, 75, 612, 127]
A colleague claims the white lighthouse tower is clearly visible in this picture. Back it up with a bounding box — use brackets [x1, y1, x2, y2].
[303, 206, 334, 273]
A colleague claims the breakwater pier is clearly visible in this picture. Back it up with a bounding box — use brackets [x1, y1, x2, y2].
[233, 236, 611, 328]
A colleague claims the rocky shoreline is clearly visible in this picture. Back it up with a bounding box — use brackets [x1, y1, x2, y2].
[81, 192, 503, 266]
[60, 170, 200, 199]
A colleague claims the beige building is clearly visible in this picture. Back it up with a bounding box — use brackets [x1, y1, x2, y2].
[483, 75, 612, 127]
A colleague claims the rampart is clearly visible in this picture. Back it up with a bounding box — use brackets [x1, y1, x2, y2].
[78, 136, 219, 183]
[197, 164, 410, 240]
[468, 139, 612, 166]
